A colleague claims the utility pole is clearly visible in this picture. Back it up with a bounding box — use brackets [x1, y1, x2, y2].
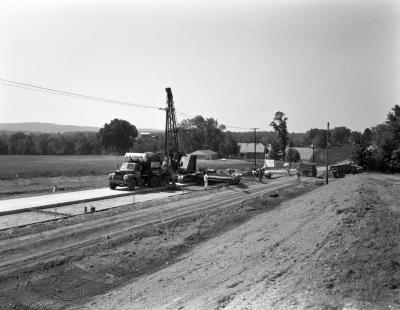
[253, 128, 258, 168]
[326, 122, 329, 184]
[311, 143, 315, 163]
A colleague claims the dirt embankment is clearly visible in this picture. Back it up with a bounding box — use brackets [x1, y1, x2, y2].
[83, 174, 400, 310]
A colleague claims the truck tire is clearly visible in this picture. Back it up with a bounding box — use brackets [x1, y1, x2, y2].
[127, 179, 136, 191]
[148, 176, 158, 188]
[109, 183, 117, 190]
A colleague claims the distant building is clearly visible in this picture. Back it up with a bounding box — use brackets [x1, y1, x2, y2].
[137, 132, 159, 141]
[189, 149, 218, 160]
[238, 143, 266, 159]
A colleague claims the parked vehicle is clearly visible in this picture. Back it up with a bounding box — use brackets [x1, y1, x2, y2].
[108, 152, 169, 190]
[297, 161, 317, 177]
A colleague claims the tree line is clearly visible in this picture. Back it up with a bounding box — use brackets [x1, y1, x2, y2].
[3, 107, 397, 172]
[0, 119, 139, 155]
[352, 105, 400, 172]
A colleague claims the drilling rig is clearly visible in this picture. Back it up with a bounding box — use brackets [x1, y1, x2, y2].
[163, 88, 197, 179]
[164, 87, 183, 171]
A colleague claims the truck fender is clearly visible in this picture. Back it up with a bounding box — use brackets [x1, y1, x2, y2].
[123, 174, 134, 181]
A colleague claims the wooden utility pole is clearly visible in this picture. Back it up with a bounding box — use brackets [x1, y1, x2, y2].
[253, 128, 258, 168]
[326, 122, 329, 184]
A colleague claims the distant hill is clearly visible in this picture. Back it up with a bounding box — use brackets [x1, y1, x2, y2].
[0, 122, 163, 134]
[0, 122, 100, 133]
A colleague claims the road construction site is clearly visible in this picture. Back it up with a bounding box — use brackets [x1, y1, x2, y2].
[0, 173, 321, 309]
[1, 173, 399, 310]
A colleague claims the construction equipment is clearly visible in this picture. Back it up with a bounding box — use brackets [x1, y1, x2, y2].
[164, 87, 183, 172]
[329, 160, 363, 177]
[107, 87, 240, 190]
[108, 152, 169, 190]
[297, 161, 317, 177]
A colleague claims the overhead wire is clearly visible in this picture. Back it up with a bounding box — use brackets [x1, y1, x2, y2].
[0, 78, 163, 111]
[0, 78, 261, 131]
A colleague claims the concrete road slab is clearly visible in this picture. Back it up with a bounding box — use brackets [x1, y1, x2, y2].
[0, 188, 134, 215]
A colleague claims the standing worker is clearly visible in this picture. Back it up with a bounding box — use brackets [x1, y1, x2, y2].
[203, 171, 209, 190]
[296, 169, 301, 182]
[258, 167, 265, 182]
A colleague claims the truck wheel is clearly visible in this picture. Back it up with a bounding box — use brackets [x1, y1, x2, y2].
[109, 183, 117, 190]
[148, 176, 158, 188]
[127, 179, 136, 191]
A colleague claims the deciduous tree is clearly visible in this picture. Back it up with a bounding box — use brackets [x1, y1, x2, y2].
[269, 111, 288, 160]
[98, 119, 138, 154]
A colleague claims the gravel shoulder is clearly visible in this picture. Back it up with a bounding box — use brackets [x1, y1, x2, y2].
[83, 173, 400, 310]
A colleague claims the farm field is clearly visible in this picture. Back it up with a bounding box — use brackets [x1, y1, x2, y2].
[0, 156, 262, 198]
[0, 156, 264, 180]
[0, 155, 122, 179]
[312, 145, 354, 165]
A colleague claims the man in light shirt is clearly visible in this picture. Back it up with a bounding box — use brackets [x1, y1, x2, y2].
[203, 171, 209, 190]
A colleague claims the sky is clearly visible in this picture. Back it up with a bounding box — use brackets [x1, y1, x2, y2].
[0, 0, 399, 133]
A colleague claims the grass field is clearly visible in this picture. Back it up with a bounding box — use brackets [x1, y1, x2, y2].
[0, 155, 122, 179]
[0, 156, 264, 180]
[0, 156, 261, 197]
[312, 145, 354, 165]
[0, 147, 354, 180]
[0, 150, 353, 198]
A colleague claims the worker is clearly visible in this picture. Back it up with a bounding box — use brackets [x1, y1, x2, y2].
[203, 171, 209, 190]
[162, 157, 168, 171]
[258, 167, 265, 182]
[296, 169, 301, 182]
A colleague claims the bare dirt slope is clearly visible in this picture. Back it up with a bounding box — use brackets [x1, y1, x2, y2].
[83, 174, 400, 310]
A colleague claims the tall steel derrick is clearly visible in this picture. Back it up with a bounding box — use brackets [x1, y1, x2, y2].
[164, 88, 180, 170]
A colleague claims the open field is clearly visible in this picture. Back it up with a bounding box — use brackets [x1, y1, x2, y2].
[0, 156, 262, 180]
[0, 155, 122, 179]
[0, 156, 263, 198]
[313, 144, 354, 164]
[0, 150, 351, 199]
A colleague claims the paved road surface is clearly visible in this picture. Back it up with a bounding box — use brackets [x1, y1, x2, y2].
[0, 187, 139, 215]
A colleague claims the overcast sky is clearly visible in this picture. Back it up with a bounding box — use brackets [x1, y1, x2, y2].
[0, 0, 399, 132]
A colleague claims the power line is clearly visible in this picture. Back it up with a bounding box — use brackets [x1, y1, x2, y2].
[0, 78, 162, 111]
[0, 77, 262, 131]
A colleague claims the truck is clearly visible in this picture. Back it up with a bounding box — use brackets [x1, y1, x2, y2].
[296, 161, 317, 177]
[329, 160, 364, 178]
[108, 152, 169, 190]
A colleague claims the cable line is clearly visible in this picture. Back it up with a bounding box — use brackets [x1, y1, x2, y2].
[1, 77, 262, 131]
[0, 78, 162, 111]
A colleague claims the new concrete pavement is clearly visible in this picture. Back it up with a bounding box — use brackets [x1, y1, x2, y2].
[0, 188, 135, 215]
